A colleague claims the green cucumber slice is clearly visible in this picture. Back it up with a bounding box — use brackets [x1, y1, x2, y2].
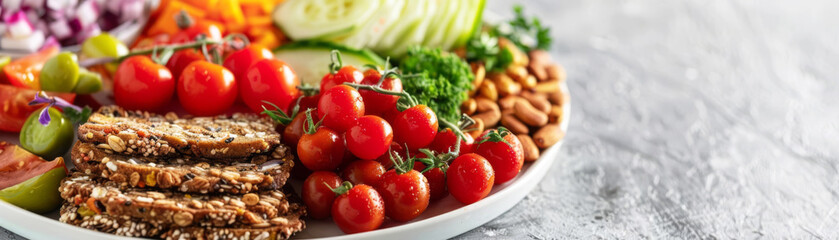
[389, 0, 438, 57]
[274, 41, 385, 85]
[422, 0, 459, 48]
[342, 0, 406, 49]
[273, 0, 379, 40]
[456, 0, 487, 47]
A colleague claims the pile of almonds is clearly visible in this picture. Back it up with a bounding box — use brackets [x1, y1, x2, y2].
[461, 39, 567, 161]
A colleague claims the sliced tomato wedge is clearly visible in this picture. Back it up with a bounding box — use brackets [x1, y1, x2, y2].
[0, 141, 67, 213]
[0, 141, 67, 190]
[0, 84, 75, 132]
[2, 46, 59, 89]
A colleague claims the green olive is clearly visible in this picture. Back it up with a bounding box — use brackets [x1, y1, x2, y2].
[40, 52, 80, 92]
[72, 69, 103, 94]
[0, 56, 9, 68]
[0, 168, 66, 213]
[20, 107, 75, 160]
[81, 33, 129, 73]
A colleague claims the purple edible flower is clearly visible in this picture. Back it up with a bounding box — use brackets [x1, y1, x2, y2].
[28, 91, 81, 126]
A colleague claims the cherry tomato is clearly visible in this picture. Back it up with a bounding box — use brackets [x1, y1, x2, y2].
[380, 105, 401, 123]
[223, 46, 273, 82]
[296, 94, 320, 112]
[282, 113, 307, 149]
[474, 129, 524, 185]
[302, 171, 342, 219]
[170, 22, 224, 44]
[413, 162, 448, 201]
[298, 126, 345, 171]
[0, 85, 74, 132]
[346, 115, 393, 160]
[341, 160, 385, 186]
[3, 46, 58, 89]
[447, 153, 495, 204]
[376, 169, 430, 222]
[166, 49, 205, 80]
[241, 59, 300, 114]
[317, 85, 364, 132]
[358, 69, 402, 116]
[428, 128, 475, 155]
[375, 142, 405, 170]
[114, 55, 175, 111]
[320, 65, 363, 92]
[392, 105, 438, 150]
[331, 183, 384, 234]
[177, 61, 237, 116]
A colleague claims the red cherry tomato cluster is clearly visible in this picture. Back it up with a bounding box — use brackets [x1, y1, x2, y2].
[273, 52, 529, 234]
[113, 44, 300, 116]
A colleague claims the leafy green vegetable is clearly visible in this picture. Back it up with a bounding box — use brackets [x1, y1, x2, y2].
[465, 32, 514, 72]
[399, 46, 474, 124]
[494, 5, 552, 53]
[465, 5, 550, 72]
[63, 106, 92, 125]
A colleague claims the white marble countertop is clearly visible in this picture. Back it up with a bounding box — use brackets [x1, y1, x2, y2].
[4, 0, 839, 239]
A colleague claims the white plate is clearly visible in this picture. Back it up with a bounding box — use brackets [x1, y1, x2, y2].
[0, 79, 569, 240]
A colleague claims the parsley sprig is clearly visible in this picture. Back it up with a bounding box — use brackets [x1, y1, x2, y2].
[495, 5, 552, 53]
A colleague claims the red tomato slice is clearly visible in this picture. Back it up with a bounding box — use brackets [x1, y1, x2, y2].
[2, 46, 59, 89]
[0, 84, 75, 132]
[0, 141, 67, 190]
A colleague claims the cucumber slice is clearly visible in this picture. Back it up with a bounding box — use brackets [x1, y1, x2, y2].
[273, 0, 380, 40]
[386, 0, 437, 57]
[274, 41, 385, 86]
[455, 0, 487, 47]
[373, 0, 426, 56]
[440, 0, 472, 50]
[422, 0, 459, 48]
[342, 0, 406, 49]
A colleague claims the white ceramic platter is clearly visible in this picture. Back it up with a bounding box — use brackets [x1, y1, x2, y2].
[0, 61, 569, 240]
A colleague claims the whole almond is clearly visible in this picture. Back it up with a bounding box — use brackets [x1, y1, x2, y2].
[471, 62, 486, 89]
[521, 75, 538, 89]
[521, 91, 551, 113]
[517, 134, 540, 162]
[468, 118, 485, 139]
[514, 99, 549, 126]
[499, 96, 518, 110]
[506, 65, 529, 83]
[549, 105, 563, 123]
[479, 81, 498, 101]
[534, 80, 560, 94]
[461, 98, 477, 115]
[546, 64, 566, 82]
[533, 124, 564, 149]
[472, 110, 501, 128]
[501, 114, 529, 134]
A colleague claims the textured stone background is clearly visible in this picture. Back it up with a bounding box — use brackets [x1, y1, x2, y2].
[4, 0, 839, 239]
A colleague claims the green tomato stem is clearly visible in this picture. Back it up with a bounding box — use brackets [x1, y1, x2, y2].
[327, 181, 353, 196]
[118, 39, 223, 62]
[344, 83, 418, 107]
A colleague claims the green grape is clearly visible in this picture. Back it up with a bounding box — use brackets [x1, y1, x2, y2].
[72, 69, 103, 94]
[19, 107, 75, 160]
[81, 33, 129, 73]
[40, 52, 80, 92]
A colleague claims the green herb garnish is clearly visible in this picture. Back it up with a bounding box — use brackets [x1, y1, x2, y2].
[399, 46, 474, 124]
[495, 5, 552, 53]
[63, 106, 92, 125]
[465, 32, 514, 72]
